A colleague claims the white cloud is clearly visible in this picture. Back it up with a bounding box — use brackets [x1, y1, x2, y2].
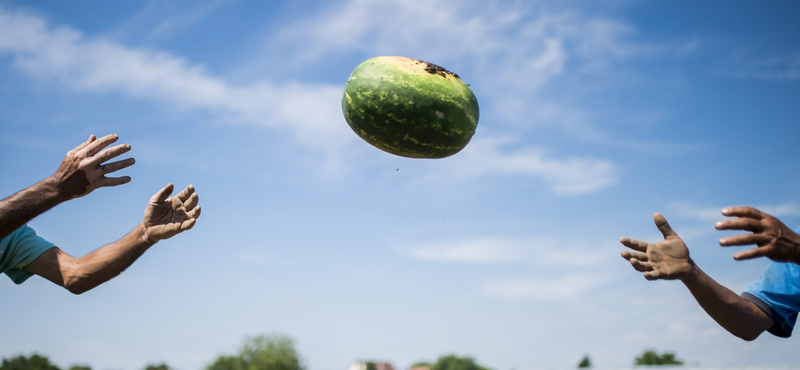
[430, 136, 619, 195]
[403, 236, 613, 267]
[480, 274, 612, 300]
[404, 237, 525, 264]
[0, 3, 621, 193]
[758, 203, 800, 218]
[0, 5, 354, 165]
[667, 201, 800, 222]
[728, 53, 800, 81]
[262, 0, 645, 134]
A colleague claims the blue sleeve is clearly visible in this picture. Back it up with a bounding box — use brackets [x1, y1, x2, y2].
[741, 226, 800, 337]
[0, 225, 56, 284]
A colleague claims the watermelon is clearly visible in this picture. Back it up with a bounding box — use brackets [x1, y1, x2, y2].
[342, 56, 479, 159]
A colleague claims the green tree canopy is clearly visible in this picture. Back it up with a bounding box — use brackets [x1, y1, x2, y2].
[144, 363, 171, 370]
[634, 350, 683, 366]
[430, 355, 490, 370]
[206, 334, 304, 370]
[577, 355, 592, 368]
[1, 354, 60, 370]
[68, 365, 91, 370]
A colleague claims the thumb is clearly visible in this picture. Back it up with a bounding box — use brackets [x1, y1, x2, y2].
[150, 183, 175, 204]
[654, 212, 678, 239]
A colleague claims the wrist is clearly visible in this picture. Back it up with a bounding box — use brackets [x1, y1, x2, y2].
[679, 259, 700, 284]
[42, 175, 72, 203]
[138, 222, 158, 245]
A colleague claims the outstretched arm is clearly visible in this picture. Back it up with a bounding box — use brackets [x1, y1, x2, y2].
[23, 184, 201, 294]
[716, 206, 800, 264]
[620, 213, 775, 341]
[0, 134, 134, 238]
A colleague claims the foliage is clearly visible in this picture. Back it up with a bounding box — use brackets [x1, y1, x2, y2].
[68, 366, 91, 370]
[410, 363, 432, 369]
[577, 355, 591, 368]
[634, 350, 683, 366]
[1, 354, 60, 370]
[144, 364, 171, 370]
[430, 355, 490, 370]
[206, 356, 243, 370]
[206, 334, 304, 370]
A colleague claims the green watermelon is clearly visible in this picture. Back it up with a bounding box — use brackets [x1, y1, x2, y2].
[342, 56, 479, 159]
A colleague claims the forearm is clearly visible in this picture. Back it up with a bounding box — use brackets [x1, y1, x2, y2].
[64, 222, 155, 294]
[681, 262, 774, 340]
[0, 176, 67, 238]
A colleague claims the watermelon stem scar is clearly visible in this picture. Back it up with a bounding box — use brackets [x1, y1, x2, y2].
[421, 61, 460, 79]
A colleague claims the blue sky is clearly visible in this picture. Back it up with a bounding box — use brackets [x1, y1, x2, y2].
[1, 0, 799, 369]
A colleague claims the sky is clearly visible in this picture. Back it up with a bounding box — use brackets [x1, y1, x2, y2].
[1, 0, 799, 369]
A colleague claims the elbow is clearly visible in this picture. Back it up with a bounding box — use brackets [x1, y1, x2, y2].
[64, 278, 92, 295]
[738, 333, 760, 342]
[62, 265, 94, 295]
[65, 282, 90, 295]
[733, 329, 763, 342]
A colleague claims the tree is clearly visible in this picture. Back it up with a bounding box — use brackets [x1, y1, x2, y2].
[634, 350, 683, 366]
[68, 366, 91, 370]
[206, 356, 243, 370]
[206, 334, 304, 370]
[1, 354, 60, 370]
[577, 355, 591, 368]
[430, 355, 490, 370]
[144, 364, 171, 370]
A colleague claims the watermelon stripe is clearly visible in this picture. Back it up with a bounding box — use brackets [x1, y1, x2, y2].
[342, 56, 479, 159]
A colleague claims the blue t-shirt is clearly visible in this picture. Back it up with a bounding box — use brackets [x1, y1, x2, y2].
[741, 226, 800, 338]
[0, 225, 56, 284]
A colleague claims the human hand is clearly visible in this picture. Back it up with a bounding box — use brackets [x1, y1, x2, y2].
[716, 206, 800, 264]
[142, 184, 201, 243]
[620, 213, 694, 281]
[53, 134, 135, 200]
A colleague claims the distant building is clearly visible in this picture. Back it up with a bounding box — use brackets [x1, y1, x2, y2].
[348, 361, 397, 370]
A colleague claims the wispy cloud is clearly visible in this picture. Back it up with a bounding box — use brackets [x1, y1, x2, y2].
[107, 0, 232, 42]
[667, 201, 800, 222]
[480, 274, 614, 300]
[403, 235, 620, 300]
[402, 236, 612, 267]
[0, 5, 354, 170]
[0, 3, 623, 193]
[726, 52, 800, 81]
[433, 136, 620, 195]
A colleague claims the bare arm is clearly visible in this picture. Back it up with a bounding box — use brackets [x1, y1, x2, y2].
[620, 213, 775, 341]
[23, 184, 201, 294]
[0, 134, 134, 238]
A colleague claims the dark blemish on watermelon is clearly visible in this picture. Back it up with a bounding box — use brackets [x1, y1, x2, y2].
[423, 61, 460, 79]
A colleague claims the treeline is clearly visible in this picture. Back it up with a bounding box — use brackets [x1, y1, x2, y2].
[0, 335, 683, 370]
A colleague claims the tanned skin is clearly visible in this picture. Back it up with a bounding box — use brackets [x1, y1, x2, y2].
[716, 206, 800, 264]
[24, 183, 201, 294]
[1, 134, 201, 294]
[620, 212, 783, 341]
[0, 134, 134, 238]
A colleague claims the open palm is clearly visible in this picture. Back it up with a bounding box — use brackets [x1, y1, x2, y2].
[143, 184, 201, 242]
[620, 213, 692, 280]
